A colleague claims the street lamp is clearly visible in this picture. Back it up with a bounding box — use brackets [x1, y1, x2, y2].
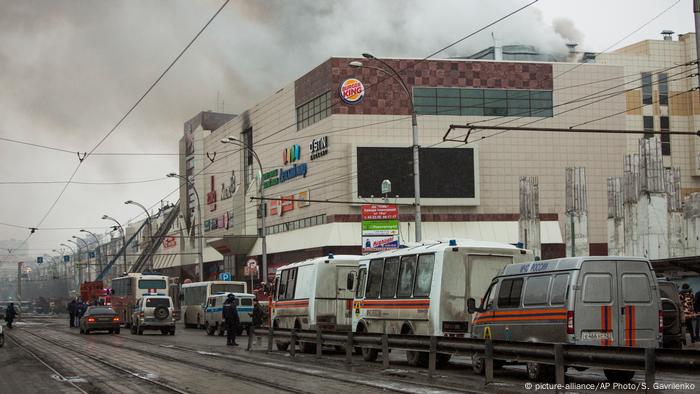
[67, 239, 82, 286]
[59, 243, 75, 280]
[52, 249, 63, 279]
[73, 236, 90, 283]
[350, 53, 423, 242]
[125, 200, 153, 271]
[220, 136, 268, 285]
[167, 172, 204, 282]
[80, 229, 103, 274]
[102, 215, 127, 275]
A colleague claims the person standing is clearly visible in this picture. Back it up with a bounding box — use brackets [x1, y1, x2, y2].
[75, 299, 86, 328]
[222, 294, 240, 346]
[679, 283, 696, 343]
[694, 287, 700, 342]
[4, 302, 17, 329]
[67, 299, 77, 328]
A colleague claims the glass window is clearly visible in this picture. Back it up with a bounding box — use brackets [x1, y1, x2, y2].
[356, 268, 367, 298]
[641, 72, 653, 105]
[484, 89, 507, 99]
[461, 107, 484, 116]
[436, 88, 460, 97]
[396, 255, 417, 297]
[622, 274, 651, 303]
[278, 270, 289, 300]
[413, 254, 435, 297]
[413, 87, 436, 97]
[212, 283, 245, 293]
[497, 278, 523, 308]
[507, 90, 530, 99]
[529, 91, 552, 101]
[285, 268, 297, 300]
[643, 116, 654, 139]
[484, 107, 508, 116]
[461, 89, 483, 99]
[658, 73, 668, 105]
[380, 257, 400, 298]
[414, 96, 436, 106]
[146, 298, 170, 308]
[296, 91, 331, 130]
[138, 279, 166, 290]
[550, 274, 570, 306]
[366, 259, 384, 299]
[660, 116, 670, 155]
[436, 97, 460, 107]
[415, 105, 436, 115]
[582, 274, 612, 303]
[240, 298, 253, 306]
[523, 276, 551, 306]
[87, 307, 115, 315]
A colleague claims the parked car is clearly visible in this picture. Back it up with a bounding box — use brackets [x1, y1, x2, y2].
[658, 279, 684, 349]
[130, 294, 176, 335]
[79, 306, 121, 335]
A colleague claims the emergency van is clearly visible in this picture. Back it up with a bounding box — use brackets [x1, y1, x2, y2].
[204, 292, 255, 336]
[469, 256, 661, 383]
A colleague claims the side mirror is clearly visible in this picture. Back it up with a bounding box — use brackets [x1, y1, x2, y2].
[467, 298, 477, 314]
[346, 272, 355, 291]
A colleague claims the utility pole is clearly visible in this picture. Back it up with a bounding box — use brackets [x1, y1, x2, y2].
[17, 261, 22, 301]
[695, 1, 700, 90]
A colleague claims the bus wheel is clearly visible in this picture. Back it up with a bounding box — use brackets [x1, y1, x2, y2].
[205, 322, 215, 336]
[604, 369, 635, 384]
[301, 341, 316, 354]
[406, 349, 428, 367]
[527, 362, 553, 382]
[472, 354, 485, 375]
[276, 341, 290, 351]
[361, 346, 378, 362]
[436, 353, 452, 368]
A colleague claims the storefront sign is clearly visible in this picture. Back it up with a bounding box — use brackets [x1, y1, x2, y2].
[361, 204, 398, 220]
[204, 211, 231, 232]
[362, 219, 399, 235]
[281, 195, 295, 215]
[340, 78, 365, 104]
[309, 136, 329, 160]
[220, 170, 236, 201]
[279, 163, 307, 183]
[297, 190, 310, 208]
[283, 144, 301, 165]
[207, 175, 217, 211]
[263, 169, 279, 189]
[162, 236, 177, 249]
[363, 235, 400, 252]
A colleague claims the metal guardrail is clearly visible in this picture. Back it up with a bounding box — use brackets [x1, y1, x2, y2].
[250, 327, 700, 392]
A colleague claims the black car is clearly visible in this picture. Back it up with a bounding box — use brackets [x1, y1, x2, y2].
[658, 279, 684, 349]
[80, 306, 121, 335]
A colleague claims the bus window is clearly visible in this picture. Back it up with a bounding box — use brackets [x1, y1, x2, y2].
[550, 274, 570, 306]
[396, 255, 417, 298]
[523, 276, 551, 306]
[366, 259, 384, 299]
[208, 297, 216, 307]
[285, 268, 297, 300]
[356, 268, 367, 298]
[497, 278, 523, 308]
[139, 279, 166, 289]
[413, 254, 434, 297]
[380, 257, 400, 298]
[481, 281, 497, 310]
[278, 270, 289, 300]
[212, 283, 245, 293]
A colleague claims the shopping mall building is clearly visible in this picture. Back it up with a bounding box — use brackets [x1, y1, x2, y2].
[157, 32, 699, 283]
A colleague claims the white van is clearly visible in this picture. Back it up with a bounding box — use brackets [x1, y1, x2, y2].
[352, 239, 533, 366]
[203, 292, 255, 336]
[272, 254, 361, 352]
[469, 256, 662, 383]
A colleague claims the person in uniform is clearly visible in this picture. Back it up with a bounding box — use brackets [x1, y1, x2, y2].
[222, 294, 240, 346]
[67, 299, 77, 328]
[4, 302, 17, 329]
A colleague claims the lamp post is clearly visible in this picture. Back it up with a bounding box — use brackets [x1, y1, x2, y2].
[350, 53, 422, 242]
[59, 244, 75, 280]
[125, 200, 153, 271]
[80, 229, 103, 275]
[52, 249, 63, 279]
[220, 136, 268, 286]
[102, 215, 127, 275]
[67, 239, 82, 286]
[73, 236, 90, 282]
[167, 173, 204, 282]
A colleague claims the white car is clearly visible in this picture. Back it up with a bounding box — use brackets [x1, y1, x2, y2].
[130, 294, 176, 336]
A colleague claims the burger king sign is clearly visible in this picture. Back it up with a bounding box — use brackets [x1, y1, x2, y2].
[339, 78, 365, 104]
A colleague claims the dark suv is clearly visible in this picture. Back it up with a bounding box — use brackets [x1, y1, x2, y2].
[658, 279, 684, 349]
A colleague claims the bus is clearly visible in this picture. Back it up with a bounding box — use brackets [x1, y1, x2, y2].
[272, 254, 360, 352]
[352, 239, 533, 366]
[111, 273, 169, 327]
[181, 281, 247, 328]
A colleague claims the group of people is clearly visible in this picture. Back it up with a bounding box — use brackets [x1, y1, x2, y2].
[679, 283, 700, 343]
[221, 293, 266, 347]
[66, 298, 88, 328]
[3, 303, 17, 329]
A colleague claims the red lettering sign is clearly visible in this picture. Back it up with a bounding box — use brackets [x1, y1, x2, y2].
[361, 204, 398, 220]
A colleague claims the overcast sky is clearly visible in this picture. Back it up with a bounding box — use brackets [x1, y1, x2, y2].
[0, 0, 693, 273]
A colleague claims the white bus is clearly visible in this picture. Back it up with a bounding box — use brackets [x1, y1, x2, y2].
[111, 273, 169, 327]
[181, 281, 247, 328]
[272, 254, 361, 352]
[352, 239, 533, 366]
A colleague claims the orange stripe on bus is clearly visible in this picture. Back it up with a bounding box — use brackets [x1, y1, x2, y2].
[474, 315, 567, 323]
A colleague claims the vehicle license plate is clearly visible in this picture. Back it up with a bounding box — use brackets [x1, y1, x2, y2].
[581, 331, 612, 340]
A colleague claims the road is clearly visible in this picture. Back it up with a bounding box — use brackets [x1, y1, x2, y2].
[1, 315, 698, 393]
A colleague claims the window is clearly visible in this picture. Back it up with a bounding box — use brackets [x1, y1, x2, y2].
[285, 268, 297, 300]
[212, 283, 245, 293]
[582, 274, 612, 303]
[366, 259, 384, 298]
[396, 255, 417, 297]
[296, 91, 331, 130]
[146, 298, 170, 308]
[380, 257, 400, 298]
[658, 73, 668, 105]
[138, 279, 166, 290]
[413, 254, 435, 297]
[660, 116, 670, 155]
[497, 278, 523, 308]
[208, 298, 216, 307]
[242, 128, 253, 190]
[413, 87, 552, 118]
[356, 268, 367, 298]
[550, 274, 570, 306]
[643, 116, 654, 139]
[523, 276, 551, 306]
[622, 274, 651, 303]
[641, 72, 653, 105]
[240, 298, 253, 306]
[278, 270, 289, 300]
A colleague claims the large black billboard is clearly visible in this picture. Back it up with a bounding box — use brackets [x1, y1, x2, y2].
[356, 147, 475, 199]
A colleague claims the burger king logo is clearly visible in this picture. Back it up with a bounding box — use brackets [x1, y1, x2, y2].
[339, 78, 365, 104]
